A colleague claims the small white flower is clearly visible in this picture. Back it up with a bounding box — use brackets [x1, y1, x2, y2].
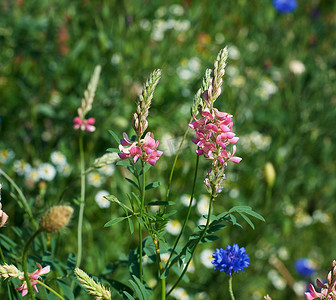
[0, 149, 14, 164]
[197, 195, 210, 215]
[50, 151, 67, 166]
[293, 281, 307, 295]
[171, 287, 189, 300]
[174, 20, 190, 32]
[229, 75, 246, 87]
[215, 32, 225, 44]
[25, 168, 40, 183]
[200, 249, 213, 268]
[277, 247, 289, 260]
[160, 253, 170, 264]
[177, 67, 194, 81]
[139, 19, 151, 31]
[99, 164, 115, 176]
[188, 57, 201, 72]
[151, 28, 164, 42]
[111, 54, 121, 65]
[196, 292, 208, 300]
[155, 6, 167, 18]
[180, 194, 195, 207]
[166, 220, 181, 235]
[95, 190, 110, 208]
[169, 4, 184, 16]
[228, 45, 240, 60]
[289, 60, 305, 75]
[226, 65, 239, 77]
[13, 160, 31, 176]
[183, 258, 195, 273]
[229, 188, 240, 199]
[57, 163, 72, 177]
[38, 163, 56, 181]
[88, 172, 104, 187]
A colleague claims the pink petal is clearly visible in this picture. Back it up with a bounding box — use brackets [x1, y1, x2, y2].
[230, 156, 242, 163]
[86, 117, 95, 125]
[229, 137, 239, 143]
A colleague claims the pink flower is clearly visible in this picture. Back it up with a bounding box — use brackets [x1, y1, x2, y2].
[0, 203, 8, 227]
[118, 132, 163, 166]
[189, 108, 241, 166]
[73, 117, 96, 132]
[16, 263, 50, 297]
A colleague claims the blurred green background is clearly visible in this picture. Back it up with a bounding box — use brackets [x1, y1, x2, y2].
[1, 0, 336, 299]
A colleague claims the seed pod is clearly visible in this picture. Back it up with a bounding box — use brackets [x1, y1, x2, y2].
[40, 205, 73, 233]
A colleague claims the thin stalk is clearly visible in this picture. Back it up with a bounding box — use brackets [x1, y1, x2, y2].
[0, 169, 38, 229]
[229, 276, 235, 300]
[0, 244, 5, 263]
[153, 238, 165, 300]
[165, 154, 199, 268]
[37, 280, 65, 300]
[139, 161, 146, 283]
[167, 195, 214, 296]
[76, 133, 86, 268]
[165, 117, 192, 203]
[22, 229, 42, 300]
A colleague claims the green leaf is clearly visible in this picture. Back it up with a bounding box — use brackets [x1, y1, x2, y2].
[145, 181, 160, 190]
[160, 268, 169, 279]
[129, 278, 145, 300]
[207, 224, 226, 234]
[128, 217, 134, 234]
[117, 160, 132, 167]
[125, 178, 140, 190]
[57, 280, 74, 300]
[106, 147, 120, 153]
[104, 217, 126, 227]
[200, 235, 219, 243]
[132, 275, 152, 298]
[242, 209, 265, 222]
[109, 129, 121, 144]
[123, 291, 135, 300]
[238, 212, 255, 229]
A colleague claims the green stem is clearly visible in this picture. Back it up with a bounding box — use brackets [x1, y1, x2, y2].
[165, 154, 199, 268]
[229, 276, 235, 300]
[0, 168, 38, 229]
[167, 195, 214, 296]
[152, 238, 165, 300]
[165, 118, 192, 203]
[139, 161, 146, 283]
[22, 229, 42, 300]
[37, 280, 65, 300]
[0, 244, 5, 263]
[76, 133, 86, 268]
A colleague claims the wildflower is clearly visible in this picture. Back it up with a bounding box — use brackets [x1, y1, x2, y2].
[99, 164, 115, 176]
[180, 194, 195, 207]
[24, 168, 40, 183]
[197, 195, 210, 215]
[289, 60, 305, 74]
[0, 203, 8, 227]
[0, 263, 50, 297]
[13, 160, 31, 176]
[295, 258, 316, 277]
[166, 220, 182, 235]
[0, 149, 14, 164]
[95, 190, 111, 208]
[118, 132, 163, 166]
[273, 0, 297, 13]
[39, 205, 74, 233]
[160, 253, 170, 264]
[50, 151, 67, 166]
[212, 244, 250, 276]
[87, 172, 104, 187]
[38, 163, 56, 181]
[73, 65, 101, 133]
[171, 287, 190, 300]
[74, 267, 111, 300]
[57, 163, 72, 177]
[200, 249, 214, 268]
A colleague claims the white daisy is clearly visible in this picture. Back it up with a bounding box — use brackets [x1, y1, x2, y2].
[95, 190, 110, 208]
[200, 249, 213, 268]
[50, 151, 67, 166]
[160, 253, 170, 264]
[25, 168, 40, 183]
[289, 60, 305, 75]
[180, 194, 195, 207]
[87, 172, 104, 187]
[0, 149, 14, 164]
[166, 220, 181, 235]
[171, 287, 189, 300]
[57, 163, 72, 177]
[13, 160, 31, 176]
[38, 163, 56, 181]
[99, 164, 115, 176]
[197, 195, 210, 215]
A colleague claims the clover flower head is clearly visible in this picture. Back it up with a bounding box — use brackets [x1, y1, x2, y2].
[273, 0, 297, 13]
[212, 244, 250, 276]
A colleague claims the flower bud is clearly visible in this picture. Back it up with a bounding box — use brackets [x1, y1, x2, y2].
[264, 162, 276, 188]
[39, 205, 73, 233]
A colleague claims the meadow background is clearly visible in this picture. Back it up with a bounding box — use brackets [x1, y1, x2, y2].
[0, 0, 336, 299]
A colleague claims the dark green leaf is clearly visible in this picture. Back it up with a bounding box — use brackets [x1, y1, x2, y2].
[123, 291, 135, 300]
[238, 212, 255, 229]
[106, 147, 120, 153]
[128, 217, 134, 234]
[145, 181, 160, 190]
[125, 178, 140, 190]
[104, 217, 126, 227]
[200, 235, 219, 243]
[57, 280, 74, 300]
[147, 200, 173, 206]
[109, 130, 121, 144]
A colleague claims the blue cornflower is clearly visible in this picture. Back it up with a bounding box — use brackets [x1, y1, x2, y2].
[295, 258, 316, 277]
[212, 244, 250, 276]
[273, 0, 298, 13]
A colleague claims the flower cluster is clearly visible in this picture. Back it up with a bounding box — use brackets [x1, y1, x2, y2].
[189, 107, 242, 166]
[306, 260, 336, 300]
[73, 65, 101, 133]
[212, 244, 250, 276]
[0, 263, 50, 297]
[118, 132, 163, 166]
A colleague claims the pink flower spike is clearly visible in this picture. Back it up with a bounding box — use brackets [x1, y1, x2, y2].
[73, 117, 82, 130]
[305, 284, 324, 300]
[229, 137, 239, 143]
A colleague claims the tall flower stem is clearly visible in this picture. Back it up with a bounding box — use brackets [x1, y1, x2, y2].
[37, 280, 65, 300]
[167, 195, 214, 296]
[22, 229, 42, 300]
[165, 118, 192, 203]
[153, 238, 165, 300]
[139, 161, 146, 283]
[0, 169, 38, 229]
[229, 276, 235, 300]
[76, 133, 86, 268]
[165, 154, 199, 268]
